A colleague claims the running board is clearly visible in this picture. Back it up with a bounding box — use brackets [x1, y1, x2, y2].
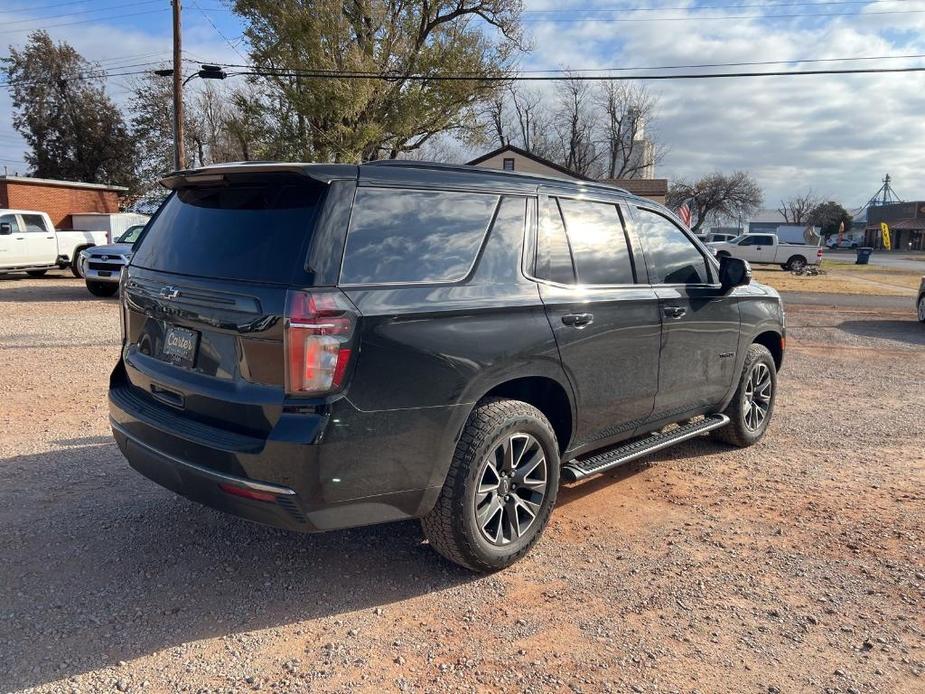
[562, 414, 730, 482]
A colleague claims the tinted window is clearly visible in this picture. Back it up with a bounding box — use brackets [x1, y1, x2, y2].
[636, 208, 709, 284]
[740, 235, 772, 246]
[341, 188, 498, 285]
[0, 214, 20, 233]
[21, 214, 47, 232]
[132, 178, 322, 284]
[535, 197, 575, 284]
[559, 199, 634, 285]
[475, 196, 527, 283]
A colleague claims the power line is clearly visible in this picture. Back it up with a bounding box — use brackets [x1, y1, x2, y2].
[0, 0, 163, 26]
[0, 68, 152, 89]
[440, 52, 925, 74]
[520, 8, 925, 23]
[194, 3, 925, 23]
[225, 65, 925, 82]
[0, 8, 169, 35]
[0, 0, 144, 13]
[521, 0, 915, 13]
[189, 0, 248, 62]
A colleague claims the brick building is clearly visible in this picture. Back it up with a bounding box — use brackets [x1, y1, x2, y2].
[0, 176, 128, 229]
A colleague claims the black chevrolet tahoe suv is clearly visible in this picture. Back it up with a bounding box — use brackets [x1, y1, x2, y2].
[110, 160, 785, 571]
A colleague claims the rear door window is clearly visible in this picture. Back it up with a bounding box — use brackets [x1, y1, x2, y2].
[340, 188, 498, 285]
[131, 177, 322, 284]
[635, 208, 710, 285]
[558, 199, 634, 285]
[20, 214, 47, 232]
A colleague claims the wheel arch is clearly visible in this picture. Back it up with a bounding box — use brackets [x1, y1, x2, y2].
[752, 330, 783, 370]
[479, 376, 575, 456]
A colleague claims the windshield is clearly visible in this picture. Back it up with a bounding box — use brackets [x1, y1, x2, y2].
[131, 176, 323, 284]
[117, 225, 145, 244]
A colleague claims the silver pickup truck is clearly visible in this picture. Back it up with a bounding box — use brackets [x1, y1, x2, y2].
[78, 225, 144, 297]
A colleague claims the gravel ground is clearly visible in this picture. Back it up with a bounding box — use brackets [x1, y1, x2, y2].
[1, 273, 923, 694]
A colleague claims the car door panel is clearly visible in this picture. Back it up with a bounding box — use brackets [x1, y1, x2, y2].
[20, 214, 57, 266]
[540, 284, 661, 453]
[653, 286, 740, 419]
[533, 192, 659, 455]
[630, 206, 741, 424]
[0, 214, 25, 267]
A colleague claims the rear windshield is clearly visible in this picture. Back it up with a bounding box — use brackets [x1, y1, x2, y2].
[132, 177, 322, 284]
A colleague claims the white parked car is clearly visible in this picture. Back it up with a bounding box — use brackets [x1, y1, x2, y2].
[708, 233, 823, 271]
[78, 224, 145, 297]
[0, 209, 107, 277]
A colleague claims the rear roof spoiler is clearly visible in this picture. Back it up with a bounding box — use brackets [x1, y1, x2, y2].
[160, 162, 359, 189]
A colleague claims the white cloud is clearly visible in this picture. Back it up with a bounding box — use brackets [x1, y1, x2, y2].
[519, 1, 925, 206]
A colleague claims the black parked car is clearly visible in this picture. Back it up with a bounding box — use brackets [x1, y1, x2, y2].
[110, 161, 785, 571]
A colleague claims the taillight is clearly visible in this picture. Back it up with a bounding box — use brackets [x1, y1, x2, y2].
[284, 289, 358, 396]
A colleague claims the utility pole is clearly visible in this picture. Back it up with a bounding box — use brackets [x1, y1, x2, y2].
[172, 0, 185, 170]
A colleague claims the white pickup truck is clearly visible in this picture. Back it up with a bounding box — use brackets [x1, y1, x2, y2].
[0, 209, 107, 277]
[708, 233, 823, 271]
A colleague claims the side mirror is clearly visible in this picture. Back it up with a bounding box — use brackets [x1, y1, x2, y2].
[719, 255, 751, 291]
[0, 222, 11, 236]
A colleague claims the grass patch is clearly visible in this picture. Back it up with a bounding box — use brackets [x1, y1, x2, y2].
[752, 265, 920, 296]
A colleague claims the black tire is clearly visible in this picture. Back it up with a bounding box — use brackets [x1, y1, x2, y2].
[780, 264, 789, 270]
[26, 270, 47, 277]
[422, 397, 560, 572]
[71, 248, 89, 277]
[713, 343, 777, 448]
[786, 255, 807, 271]
[86, 280, 118, 297]
[918, 295, 925, 323]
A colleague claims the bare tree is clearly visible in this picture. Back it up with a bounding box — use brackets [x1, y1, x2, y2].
[668, 171, 763, 234]
[596, 81, 665, 179]
[482, 93, 509, 148]
[551, 76, 600, 177]
[778, 191, 820, 224]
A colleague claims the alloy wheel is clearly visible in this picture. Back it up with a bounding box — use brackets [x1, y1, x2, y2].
[743, 362, 773, 431]
[475, 433, 548, 546]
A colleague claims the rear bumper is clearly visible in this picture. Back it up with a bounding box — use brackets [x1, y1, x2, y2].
[109, 376, 448, 533]
[112, 418, 309, 530]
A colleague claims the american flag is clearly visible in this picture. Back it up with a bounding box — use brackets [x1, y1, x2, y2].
[677, 199, 693, 227]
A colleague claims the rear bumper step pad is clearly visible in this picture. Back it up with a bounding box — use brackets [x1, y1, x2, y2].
[562, 414, 730, 482]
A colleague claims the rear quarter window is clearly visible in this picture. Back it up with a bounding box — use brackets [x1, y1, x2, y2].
[339, 188, 499, 285]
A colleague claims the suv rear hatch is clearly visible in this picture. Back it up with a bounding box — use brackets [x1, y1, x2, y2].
[118, 169, 356, 439]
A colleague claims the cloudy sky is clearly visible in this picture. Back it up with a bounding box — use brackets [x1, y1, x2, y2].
[2, 0, 925, 209]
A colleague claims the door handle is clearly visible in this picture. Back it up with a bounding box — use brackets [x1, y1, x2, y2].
[562, 312, 594, 328]
[663, 306, 687, 319]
